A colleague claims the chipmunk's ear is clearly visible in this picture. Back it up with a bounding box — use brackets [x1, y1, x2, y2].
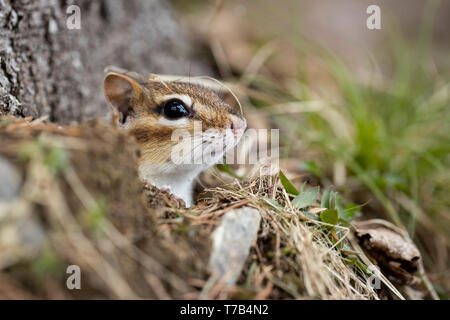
[104, 73, 144, 123]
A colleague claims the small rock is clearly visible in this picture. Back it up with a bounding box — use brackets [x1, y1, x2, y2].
[209, 207, 261, 286]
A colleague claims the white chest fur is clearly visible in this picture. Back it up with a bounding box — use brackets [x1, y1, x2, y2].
[139, 162, 209, 207]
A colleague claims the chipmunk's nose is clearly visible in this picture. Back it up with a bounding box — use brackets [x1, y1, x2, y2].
[229, 116, 247, 139]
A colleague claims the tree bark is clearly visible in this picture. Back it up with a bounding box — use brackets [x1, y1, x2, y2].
[0, 0, 212, 123]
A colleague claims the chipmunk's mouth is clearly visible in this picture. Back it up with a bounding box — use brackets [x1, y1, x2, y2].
[167, 116, 247, 166]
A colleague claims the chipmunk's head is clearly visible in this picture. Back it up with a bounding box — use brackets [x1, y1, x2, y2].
[103, 69, 246, 183]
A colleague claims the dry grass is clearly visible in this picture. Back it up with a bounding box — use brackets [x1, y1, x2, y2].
[199, 176, 383, 299]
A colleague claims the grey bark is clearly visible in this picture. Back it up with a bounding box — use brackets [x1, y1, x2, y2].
[0, 0, 213, 123]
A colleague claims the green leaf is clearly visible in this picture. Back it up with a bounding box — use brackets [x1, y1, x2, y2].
[292, 186, 319, 209]
[31, 247, 63, 279]
[338, 202, 362, 223]
[45, 146, 69, 174]
[300, 160, 322, 177]
[303, 211, 319, 220]
[334, 193, 342, 209]
[320, 209, 338, 225]
[216, 164, 242, 179]
[263, 197, 283, 211]
[279, 170, 299, 195]
[321, 188, 332, 208]
[81, 199, 107, 231]
[300, 181, 307, 193]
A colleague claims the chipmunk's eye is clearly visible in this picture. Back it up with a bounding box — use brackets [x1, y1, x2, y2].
[163, 99, 189, 119]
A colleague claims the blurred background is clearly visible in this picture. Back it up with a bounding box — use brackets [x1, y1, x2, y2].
[171, 0, 450, 296]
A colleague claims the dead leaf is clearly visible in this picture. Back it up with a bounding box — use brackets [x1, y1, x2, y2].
[354, 219, 421, 285]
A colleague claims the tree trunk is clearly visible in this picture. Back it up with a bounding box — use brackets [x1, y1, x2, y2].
[0, 0, 212, 123]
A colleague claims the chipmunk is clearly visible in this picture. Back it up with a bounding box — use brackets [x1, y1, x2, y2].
[103, 66, 246, 207]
